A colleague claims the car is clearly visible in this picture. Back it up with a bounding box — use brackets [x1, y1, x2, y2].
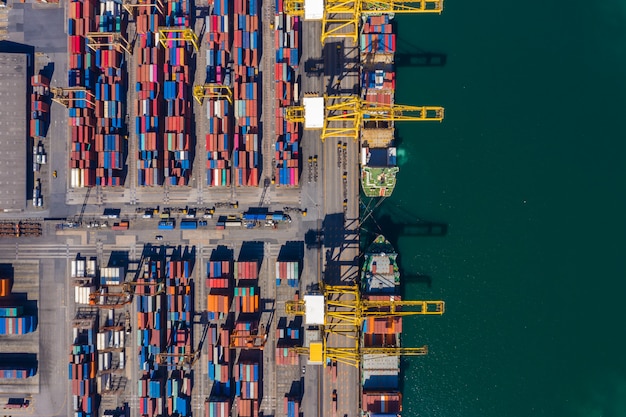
[301, 365, 306, 375]
[53, 170, 57, 178]
[156, 235, 163, 241]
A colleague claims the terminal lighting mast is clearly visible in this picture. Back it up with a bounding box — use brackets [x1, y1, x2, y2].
[285, 95, 444, 142]
[192, 84, 234, 105]
[284, 0, 443, 44]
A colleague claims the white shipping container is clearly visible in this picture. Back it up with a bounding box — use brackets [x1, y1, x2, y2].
[73, 395, 79, 411]
[104, 352, 111, 369]
[87, 259, 97, 277]
[119, 351, 125, 369]
[114, 331, 120, 348]
[286, 15, 292, 32]
[70, 260, 77, 277]
[98, 353, 104, 371]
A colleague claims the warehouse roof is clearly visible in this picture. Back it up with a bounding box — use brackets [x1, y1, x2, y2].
[0, 52, 27, 212]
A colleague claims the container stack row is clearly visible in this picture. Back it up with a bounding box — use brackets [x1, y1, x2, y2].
[0, 366, 36, 379]
[0, 283, 36, 335]
[205, 0, 232, 187]
[69, 319, 97, 416]
[205, 399, 231, 417]
[206, 325, 233, 400]
[273, 3, 301, 187]
[163, 259, 193, 416]
[360, 15, 396, 54]
[67, 0, 128, 187]
[67, 0, 98, 187]
[161, 0, 194, 186]
[96, 310, 125, 392]
[136, 259, 165, 417]
[93, 0, 126, 186]
[233, 286, 258, 314]
[206, 260, 233, 320]
[232, 0, 260, 187]
[274, 260, 299, 287]
[234, 361, 260, 401]
[275, 320, 300, 365]
[361, 15, 395, 105]
[362, 392, 402, 417]
[284, 397, 301, 417]
[135, 10, 164, 186]
[234, 261, 258, 280]
[30, 74, 50, 138]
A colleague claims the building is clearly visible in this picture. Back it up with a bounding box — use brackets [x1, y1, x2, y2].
[0, 52, 28, 212]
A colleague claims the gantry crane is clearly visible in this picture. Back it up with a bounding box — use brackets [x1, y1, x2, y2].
[285, 95, 444, 142]
[230, 324, 268, 349]
[285, 283, 443, 367]
[51, 87, 95, 108]
[89, 290, 132, 308]
[85, 32, 131, 55]
[284, 0, 443, 44]
[286, 283, 444, 334]
[122, 0, 164, 16]
[158, 27, 199, 52]
[292, 334, 428, 368]
[88, 281, 163, 308]
[192, 84, 233, 105]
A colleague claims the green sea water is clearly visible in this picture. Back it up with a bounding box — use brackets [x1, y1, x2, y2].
[383, 1, 626, 416]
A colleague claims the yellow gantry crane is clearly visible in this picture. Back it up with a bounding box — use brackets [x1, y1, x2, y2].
[285, 283, 443, 367]
[286, 283, 444, 333]
[85, 32, 131, 55]
[158, 27, 199, 52]
[284, 0, 443, 44]
[193, 84, 233, 105]
[292, 334, 428, 368]
[122, 0, 165, 16]
[285, 95, 444, 142]
[51, 87, 95, 108]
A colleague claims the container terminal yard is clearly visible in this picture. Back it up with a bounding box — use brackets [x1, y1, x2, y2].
[0, 0, 445, 416]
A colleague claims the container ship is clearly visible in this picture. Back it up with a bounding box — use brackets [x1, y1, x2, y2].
[360, 15, 398, 198]
[361, 234, 403, 417]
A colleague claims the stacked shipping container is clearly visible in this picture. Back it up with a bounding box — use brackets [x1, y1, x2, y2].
[206, 325, 233, 400]
[205, 0, 232, 187]
[161, 0, 194, 185]
[136, 259, 165, 416]
[93, 0, 126, 186]
[361, 15, 395, 106]
[67, 0, 97, 187]
[164, 259, 193, 416]
[273, 0, 300, 186]
[135, 5, 164, 185]
[30, 74, 50, 138]
[274, 260, 299, 287]
[68, 317, 97, 416]
[206, 260, 232, 320]
[232, 0, 260, 187]
[67, 0, 127, 187]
